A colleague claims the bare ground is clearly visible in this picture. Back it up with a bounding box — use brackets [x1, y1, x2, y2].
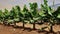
[0, 24, 47, 34]
[0, 22, 60, 34]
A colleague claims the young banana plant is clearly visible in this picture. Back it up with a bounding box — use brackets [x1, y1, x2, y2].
[53, 6, 60, 24]
[13, 5, 20, 23]
[3, 9, 10, 25]
[21, 5, 30, 29]
[29, 3, 40, 30]
[40, 0, 56, 32]
[8, 7, 16, 26]
[0, 10, 3, 23]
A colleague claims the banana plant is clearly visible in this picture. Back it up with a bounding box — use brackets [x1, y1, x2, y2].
[21, 5, 30, 28]
[40, 0, 56, 32]
[3, 9, 10, 25]
[39, 4, 46, 23]
[53, 6, 60, 24]
[12, 6, 21, 27]
[0, 10, 3, 23]
[8, 7, 16, 26]
[13, 5, 20, 23]
[29, 3, 40, 30]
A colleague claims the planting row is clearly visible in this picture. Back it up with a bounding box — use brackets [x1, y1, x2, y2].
[0, 0, 60, 32]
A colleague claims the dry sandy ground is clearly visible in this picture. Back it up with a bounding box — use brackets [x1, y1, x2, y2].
[0, 24, 47, 34]
[0, 22, 60, 34]
[16, 23, 60, 32]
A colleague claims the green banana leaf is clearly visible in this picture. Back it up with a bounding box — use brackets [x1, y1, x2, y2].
[14, 18, 19, 22]
[33, 17, 40, 21]
[39, 11, 46, 17]
[57, 14, 60, 18]
[7, 20, 14, 23]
